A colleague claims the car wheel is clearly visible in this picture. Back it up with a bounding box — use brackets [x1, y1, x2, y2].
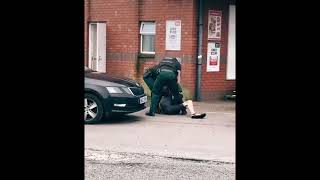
[84, 93, 104, 124]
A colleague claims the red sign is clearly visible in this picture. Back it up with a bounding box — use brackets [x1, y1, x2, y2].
[209, 56, 218, 65]
[208, 10, 222, 40]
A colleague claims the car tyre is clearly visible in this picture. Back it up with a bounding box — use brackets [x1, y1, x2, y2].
[84, 93, 104, 124]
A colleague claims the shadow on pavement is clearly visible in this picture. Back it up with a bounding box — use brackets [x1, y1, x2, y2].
[97, 114, 143, 124]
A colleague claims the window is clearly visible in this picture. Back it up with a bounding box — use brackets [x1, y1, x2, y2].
[140, 22, 156, 54]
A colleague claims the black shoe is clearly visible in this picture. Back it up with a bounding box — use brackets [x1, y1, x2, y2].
[191, 113, 206, 119]
[145, 112, 155, 116]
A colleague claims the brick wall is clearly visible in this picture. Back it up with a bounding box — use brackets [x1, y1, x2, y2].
[200, 0, 235, 100]
[138, 0, 198, 99]
[85, 0, 140, 78]
[85, 0, 235, 101]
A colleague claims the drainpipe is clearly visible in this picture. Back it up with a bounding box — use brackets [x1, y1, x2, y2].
[195, 0, 203, 101]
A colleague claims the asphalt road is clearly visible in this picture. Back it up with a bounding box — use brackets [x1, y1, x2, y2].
[85, 104, 235, 179]
[85, 150, 235, 180]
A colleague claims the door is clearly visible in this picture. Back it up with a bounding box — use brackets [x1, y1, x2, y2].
[89, 22, 106, 72]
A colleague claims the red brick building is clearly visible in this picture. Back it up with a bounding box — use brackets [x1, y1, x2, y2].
[84, 0, 236, 100]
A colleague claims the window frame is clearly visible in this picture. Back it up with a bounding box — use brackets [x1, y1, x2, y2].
[140, 22, 156, 54]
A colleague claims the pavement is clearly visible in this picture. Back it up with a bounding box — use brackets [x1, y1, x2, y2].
[85, 100, 235, 163]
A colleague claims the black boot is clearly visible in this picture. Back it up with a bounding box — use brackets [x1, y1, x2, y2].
[145, 111, 155, 116]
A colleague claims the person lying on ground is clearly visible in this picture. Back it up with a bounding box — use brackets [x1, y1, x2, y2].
[159, 86, 206, 119]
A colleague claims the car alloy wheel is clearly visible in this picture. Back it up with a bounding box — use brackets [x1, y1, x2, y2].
[84, 97, 98, 122]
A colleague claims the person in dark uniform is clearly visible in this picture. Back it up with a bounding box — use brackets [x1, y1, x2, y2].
[159, 86, 206, 118]
[145, 57, 182, 116]
[143, 63, 184, 94]
[143, 62, 185, 114]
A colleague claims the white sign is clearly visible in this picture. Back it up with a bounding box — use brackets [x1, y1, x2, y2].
[166, 20, 181, 50]
[208, 10, 222, 40]
[207, 42, 220, 72]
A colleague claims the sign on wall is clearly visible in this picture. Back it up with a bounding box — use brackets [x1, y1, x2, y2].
[207, 42, 220, 72]
[166, 20, 181, 50]
[208, 10, 222, 40]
